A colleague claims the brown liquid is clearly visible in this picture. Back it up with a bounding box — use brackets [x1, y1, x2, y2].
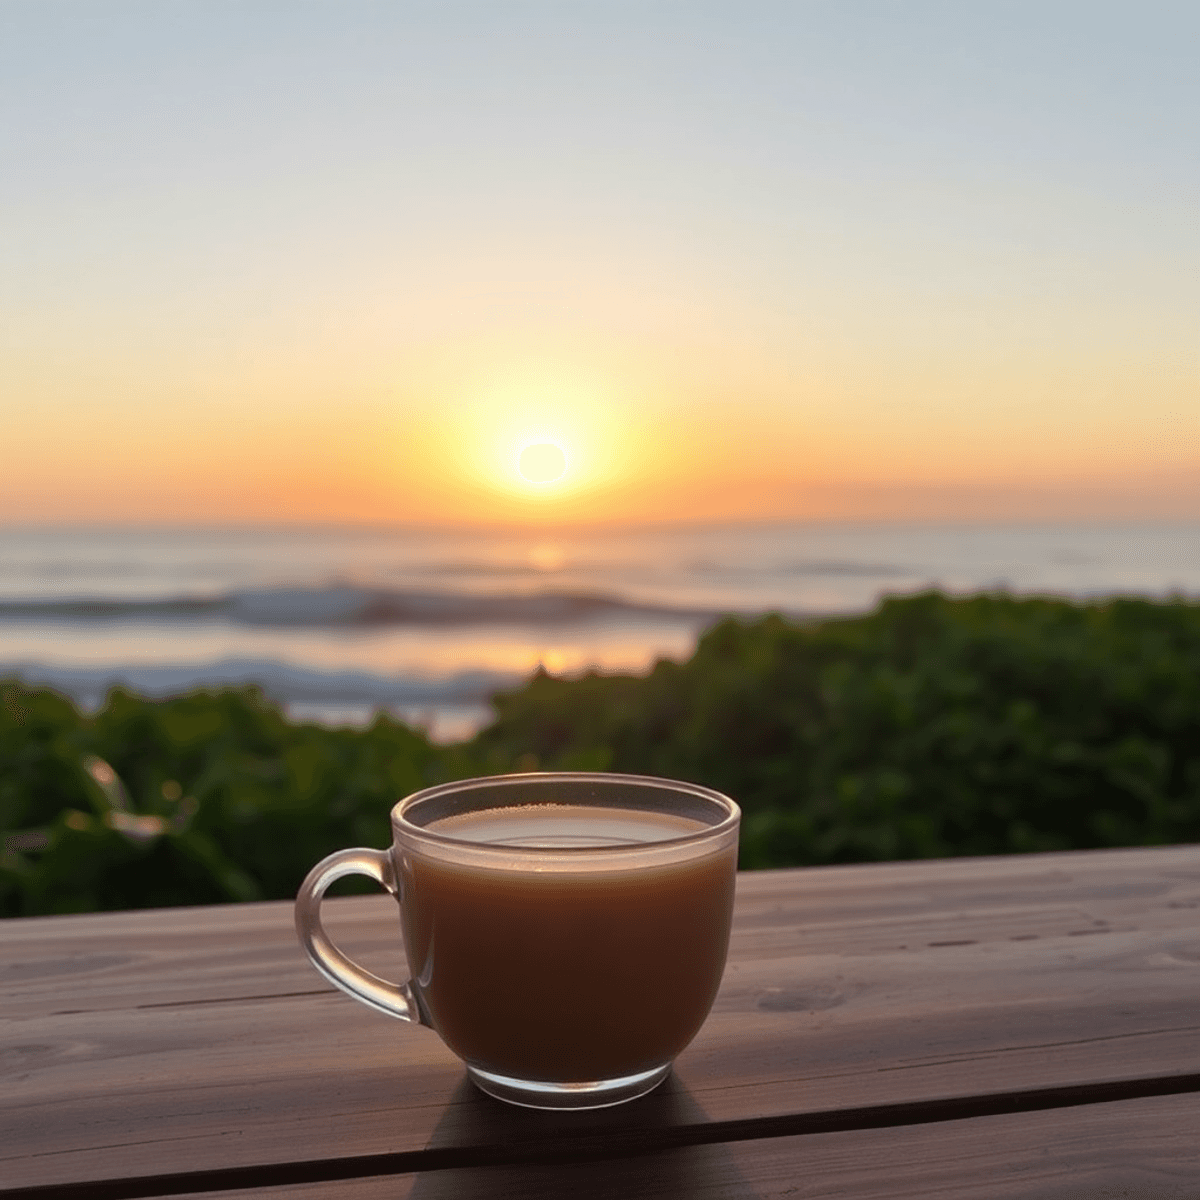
[397, 806, 736, 1083]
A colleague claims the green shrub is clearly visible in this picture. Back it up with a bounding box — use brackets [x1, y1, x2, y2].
[0, 683, 454, 915]
[4, 592, 1199, 914]
[474, 593, 1200, 866]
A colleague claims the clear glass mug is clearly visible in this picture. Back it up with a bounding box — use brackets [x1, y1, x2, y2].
[295, 772, 740, 1109]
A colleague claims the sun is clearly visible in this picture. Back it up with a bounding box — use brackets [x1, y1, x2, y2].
[517, 441, 568, 483]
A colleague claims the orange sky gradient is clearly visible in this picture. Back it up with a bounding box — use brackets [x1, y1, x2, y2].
[5, 318, 1195, 526]
[2, 4, 1196, 528]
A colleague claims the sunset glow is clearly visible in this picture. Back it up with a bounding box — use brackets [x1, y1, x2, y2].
[0, 5, 1195, 528]
[517, 442, 568, 484]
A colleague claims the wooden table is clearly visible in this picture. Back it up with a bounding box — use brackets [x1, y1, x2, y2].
[3, 844, 1199, 1199]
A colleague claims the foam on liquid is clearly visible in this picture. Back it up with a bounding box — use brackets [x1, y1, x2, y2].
[426, 804, 708, 849]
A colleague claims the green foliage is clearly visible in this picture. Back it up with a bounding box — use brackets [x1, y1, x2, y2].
[475, 593, 1200, 867]
[3, 592, 1200, 915]
[0, 682, 459, 916]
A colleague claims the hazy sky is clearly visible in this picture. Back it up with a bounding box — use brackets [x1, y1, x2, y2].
[2, 1, 1197, 526]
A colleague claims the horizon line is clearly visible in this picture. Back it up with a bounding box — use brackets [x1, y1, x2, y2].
[3, 515, 1200, 536]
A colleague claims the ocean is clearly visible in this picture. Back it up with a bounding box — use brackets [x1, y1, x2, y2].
[2, 523, 1198, 742]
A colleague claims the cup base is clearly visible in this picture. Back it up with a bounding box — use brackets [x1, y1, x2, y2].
[466, 1062, 672, 1110]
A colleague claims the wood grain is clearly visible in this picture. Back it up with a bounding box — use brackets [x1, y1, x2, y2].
[3, 845, 1199, 1195]
[42, 1094, 1200, 1200]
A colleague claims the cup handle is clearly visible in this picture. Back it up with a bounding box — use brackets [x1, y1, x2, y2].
[294, 847, 427, 1024]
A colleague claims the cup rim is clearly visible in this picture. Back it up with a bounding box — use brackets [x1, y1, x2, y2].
[392, 770, 740, 855]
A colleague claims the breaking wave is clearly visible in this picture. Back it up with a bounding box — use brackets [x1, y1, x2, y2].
[0, 585, 724, 628]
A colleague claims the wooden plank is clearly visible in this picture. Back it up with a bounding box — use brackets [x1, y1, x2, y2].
[3, 846, 1199, 1193]
[9, 1074, 1200, 1200]
[78, 1093, 1200, 1200]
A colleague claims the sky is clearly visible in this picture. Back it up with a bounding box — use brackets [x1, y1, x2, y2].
[1, 1, 1197, 527]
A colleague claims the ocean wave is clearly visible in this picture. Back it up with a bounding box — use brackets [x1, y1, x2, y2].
[0, 585, 722, 628]
[686, 558, 909, 578]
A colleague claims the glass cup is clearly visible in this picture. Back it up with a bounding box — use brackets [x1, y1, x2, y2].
[295, 771, 740, 1110]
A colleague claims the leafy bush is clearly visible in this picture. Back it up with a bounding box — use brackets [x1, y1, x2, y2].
[3, 592, 1199, 915]
[475, 592, 1200, 866]
[0, 683, 461, 915]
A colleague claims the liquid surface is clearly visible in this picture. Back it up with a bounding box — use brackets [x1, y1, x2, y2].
[425, 804, 710, 848]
